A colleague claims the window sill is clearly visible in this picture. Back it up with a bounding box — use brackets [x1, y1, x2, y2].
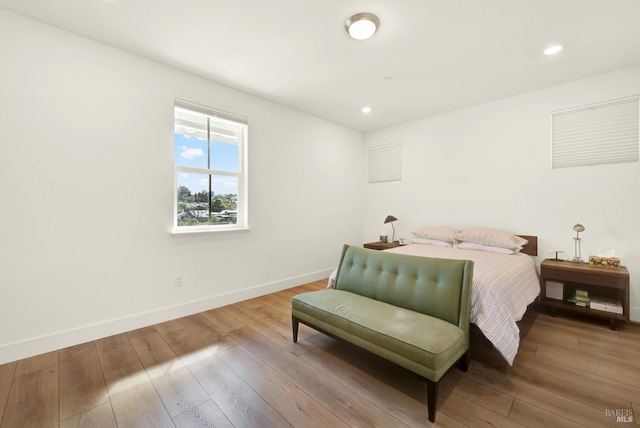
[171, 225, 250, 236]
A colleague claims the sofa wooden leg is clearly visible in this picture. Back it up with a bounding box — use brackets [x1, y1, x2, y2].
[292, 316, 299, 343]
[427, 379, 438, 423]
[459, 350, 470, 372]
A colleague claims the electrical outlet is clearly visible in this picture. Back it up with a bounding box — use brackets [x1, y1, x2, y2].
[175, 274, 183, 287]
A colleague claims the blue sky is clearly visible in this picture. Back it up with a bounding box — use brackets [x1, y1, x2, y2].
[174, 133, 239, 195]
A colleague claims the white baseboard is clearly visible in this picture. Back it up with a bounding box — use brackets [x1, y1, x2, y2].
[0, 269, 333, 365]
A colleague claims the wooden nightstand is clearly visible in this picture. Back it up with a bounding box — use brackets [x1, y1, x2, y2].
[363, 241, 401, 251]
[540, 259, 630, 330]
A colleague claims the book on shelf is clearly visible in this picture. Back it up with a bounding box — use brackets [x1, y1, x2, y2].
[575, 289, 589, 299]
[573, 295, 591, 303]
[590, 296, 623, 314]
[567, 289, 590, 306]
[567, 297, 588, 307]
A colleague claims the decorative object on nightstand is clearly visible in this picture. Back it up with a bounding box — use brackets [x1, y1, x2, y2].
[572, 223, 585, 262]
[547, 248, 566, 261]
[384, 215, 398, 243]
[588, 255, 621, 268]
[545, 281, 564, 300]
[589, 296, 623, 314]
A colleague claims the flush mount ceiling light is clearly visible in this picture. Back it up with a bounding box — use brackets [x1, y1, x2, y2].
[544, 44, 563, 55]
[345, 12, 380, 40]
[361, 106, 372, 113]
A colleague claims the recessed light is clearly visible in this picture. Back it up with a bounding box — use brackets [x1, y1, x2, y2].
[345, 13, 380, 40]
[544, 45, 563, 55]
[362, 106, 372, 113]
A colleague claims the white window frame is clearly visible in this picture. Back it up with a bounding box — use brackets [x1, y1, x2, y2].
[172, 99, 248, 233]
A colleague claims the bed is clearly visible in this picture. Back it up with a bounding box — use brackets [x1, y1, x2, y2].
[329, 228, 541, 365]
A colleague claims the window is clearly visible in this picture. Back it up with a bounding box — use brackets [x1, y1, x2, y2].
[173, 99, 247, 231]
[368, 142, 402, 183]
[552, 96, 639, 169]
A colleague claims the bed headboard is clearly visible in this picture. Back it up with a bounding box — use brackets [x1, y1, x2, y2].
[518, 235, 538, 256]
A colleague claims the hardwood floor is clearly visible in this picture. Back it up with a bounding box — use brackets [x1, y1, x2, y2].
[1, 279, 638, 427]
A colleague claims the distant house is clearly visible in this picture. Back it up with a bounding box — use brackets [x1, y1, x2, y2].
[177, 210, 210, 223]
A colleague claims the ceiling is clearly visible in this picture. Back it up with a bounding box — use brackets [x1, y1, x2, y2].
[2, 0, 640, 132]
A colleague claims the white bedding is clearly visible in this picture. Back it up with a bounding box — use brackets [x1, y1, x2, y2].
[329, 244, 540, 365]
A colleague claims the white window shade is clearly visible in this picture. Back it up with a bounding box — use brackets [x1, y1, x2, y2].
[552, 96, 639, 168]
[369, 142, 402, 183]
[175, 98, 248, 125]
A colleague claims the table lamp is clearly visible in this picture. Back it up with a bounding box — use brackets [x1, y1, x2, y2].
[384, 215, 398, 243]
[573, 223, 585, 262]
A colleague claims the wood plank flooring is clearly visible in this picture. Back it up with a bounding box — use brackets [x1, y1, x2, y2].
[0, 279, 639, 427]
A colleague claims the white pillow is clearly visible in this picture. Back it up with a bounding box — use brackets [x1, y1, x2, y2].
[456, 241, 518, 254]
[412, 237, 453, 247]
[412, 226, 457, 243]
[455, 227, 527, 250]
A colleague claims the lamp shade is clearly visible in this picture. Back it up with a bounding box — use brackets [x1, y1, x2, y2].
[384, 215, 397, 224]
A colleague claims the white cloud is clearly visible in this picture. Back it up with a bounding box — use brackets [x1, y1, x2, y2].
[178, 172, 189, 178]
[180, 147, 204, 159]
[212, 176, 238, 193]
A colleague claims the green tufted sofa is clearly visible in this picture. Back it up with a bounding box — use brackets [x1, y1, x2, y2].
[291, 244, 474, 423]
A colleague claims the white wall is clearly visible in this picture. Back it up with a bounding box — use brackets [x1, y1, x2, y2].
[0, 10, 364, 364]
[364, 65, 640, 321]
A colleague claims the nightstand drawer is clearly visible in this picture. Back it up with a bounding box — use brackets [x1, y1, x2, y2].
[542, 267, 627, 289]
